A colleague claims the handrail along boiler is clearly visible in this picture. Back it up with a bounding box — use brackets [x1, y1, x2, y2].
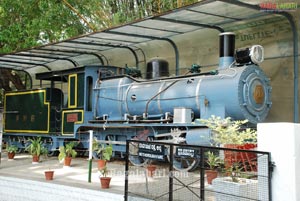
[3, 33, 271, 171]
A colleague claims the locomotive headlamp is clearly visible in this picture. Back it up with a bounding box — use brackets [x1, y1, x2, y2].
[235, 45, 264, 65]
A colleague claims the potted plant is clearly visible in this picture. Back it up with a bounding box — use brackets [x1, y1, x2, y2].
[201, 115, 257, 168]
[205, 151, 222, 184]
[200, 115, 257, 146]
[99, 166, 111, 189]
[58, 141, 78, 167]
[145, 160, 157, 177]
[146, 164, 157, 177]
[6, 144, 18, 160]
[212, 162, 258, 201]
[42, 152, 55, 181]
[93, 141, 113, 170]
[44, 168, 55, 180]
[26, 137, 48, 164]
[146, 163, 156, 177]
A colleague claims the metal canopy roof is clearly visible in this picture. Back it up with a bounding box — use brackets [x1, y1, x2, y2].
[0, 0, 296, 75]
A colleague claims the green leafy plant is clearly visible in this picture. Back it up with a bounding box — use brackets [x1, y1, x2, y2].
[41, 146, 49, 157]
[99, 166, 109, 177]
[226, 162, 243, 183]
[26, 137, 48, 157]
[206, 151, 222, 170]
[6, 145, 18, 153]
[200, 115, 257, 145]
[92, 138, 98, 151]
[58, 141, 78, 161]
[94, 142, 113, 161]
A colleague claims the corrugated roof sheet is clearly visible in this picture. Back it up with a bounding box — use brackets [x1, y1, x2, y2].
[0, 0, 295, 75]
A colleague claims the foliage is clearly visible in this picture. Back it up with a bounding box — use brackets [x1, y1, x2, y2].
[99, 166, 109, 177]
[93, 141, 113, 161]
[225, 162, 243, 183]
[58, 141, 78, 161]
[6, 144, 18, 153]
[206, 151, 222, 170]
[218, 162, 255, 183]
[26, 137, 48, 157]
[200, 115, 257, 145]
[92, 138, 100, 152]
[0, 0, 89, 53]
[0, 0, 198, 54]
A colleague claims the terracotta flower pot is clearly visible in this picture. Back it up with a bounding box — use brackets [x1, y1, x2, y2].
[32, 155, 40, 164]
[147, 165, 156, 177]
[98, 159, 106, 170]
[44, 171, 54, 180]
[64, 156, 72, 166]
[100, 177, 111, 189]
[206, 169, 218, 184]
[7, 152, 15, 160]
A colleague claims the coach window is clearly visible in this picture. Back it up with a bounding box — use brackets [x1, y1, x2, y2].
[86, 76, 93, 111]
[68, 74, 77, 108]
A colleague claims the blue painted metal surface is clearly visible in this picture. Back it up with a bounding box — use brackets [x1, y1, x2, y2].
[96, 64, 271, 124]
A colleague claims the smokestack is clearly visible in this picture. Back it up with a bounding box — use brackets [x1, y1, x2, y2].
[219, 32, 235, 69]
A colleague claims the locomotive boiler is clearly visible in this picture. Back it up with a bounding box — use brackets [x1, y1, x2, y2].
[96, 61, 270, 124]
[2, 32, 272, 171]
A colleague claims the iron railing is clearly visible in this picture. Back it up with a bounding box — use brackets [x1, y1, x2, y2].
[124, 140, 272, 201]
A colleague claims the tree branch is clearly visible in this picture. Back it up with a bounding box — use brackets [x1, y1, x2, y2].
[61, 0, 96, 32]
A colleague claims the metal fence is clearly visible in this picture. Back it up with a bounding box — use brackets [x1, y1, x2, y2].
[124, 140, 272, 201]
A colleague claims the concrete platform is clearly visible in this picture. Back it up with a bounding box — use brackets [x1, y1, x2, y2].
[0, 152, 149, 201]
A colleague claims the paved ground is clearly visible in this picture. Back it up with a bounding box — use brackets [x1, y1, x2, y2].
[0, 152, 150, 201]
[0, 151, 218, 201]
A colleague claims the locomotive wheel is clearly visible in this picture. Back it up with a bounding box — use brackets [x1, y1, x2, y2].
[16, 148, 23, 154]
[129, 155, 150, 166]
[168, 145, 200, 172]
[128, 141, 150, 166]
[9, 141, 24, 154]
[47, 150, 58, 157]
[128, 133, 154, 166]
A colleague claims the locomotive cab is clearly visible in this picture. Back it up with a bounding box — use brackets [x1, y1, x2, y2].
[3, 65, 127, 137]
[34, 65, 127, 135]
[4, 88, 63, 134]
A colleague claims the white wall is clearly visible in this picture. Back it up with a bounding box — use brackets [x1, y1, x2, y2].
[258, 123, 300, 201]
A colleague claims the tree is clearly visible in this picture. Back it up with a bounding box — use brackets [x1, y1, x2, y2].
[0, 0, 198, 53]
[0, 0, 95, 53]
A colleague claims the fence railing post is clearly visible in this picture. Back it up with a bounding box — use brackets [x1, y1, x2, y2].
[124, 140, 129, 201]
[268, 153, 274, 201]
[169, 144, 174, 201]
[200, 147, 205, 201]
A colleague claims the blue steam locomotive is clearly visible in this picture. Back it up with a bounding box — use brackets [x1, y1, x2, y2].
[2, 33, 272, 170]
